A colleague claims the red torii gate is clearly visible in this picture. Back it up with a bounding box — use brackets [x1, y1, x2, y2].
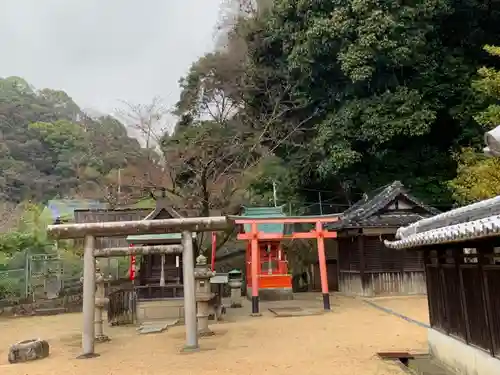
[231, 215, 339, 314]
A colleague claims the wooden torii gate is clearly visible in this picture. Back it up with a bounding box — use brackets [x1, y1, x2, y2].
[47, 216, 232, 358]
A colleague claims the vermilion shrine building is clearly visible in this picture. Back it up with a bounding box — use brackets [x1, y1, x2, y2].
[221, 181, 438, 302]
[238, 206, 293, 300]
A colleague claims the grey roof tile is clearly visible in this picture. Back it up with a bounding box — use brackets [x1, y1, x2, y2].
[328, 181, 438, 230]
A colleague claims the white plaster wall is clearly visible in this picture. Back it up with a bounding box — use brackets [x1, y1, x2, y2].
[429, 329, 500, 375]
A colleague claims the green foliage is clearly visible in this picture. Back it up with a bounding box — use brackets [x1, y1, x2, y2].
[227, 0, 500, 205]
[450, 45, 500, 204]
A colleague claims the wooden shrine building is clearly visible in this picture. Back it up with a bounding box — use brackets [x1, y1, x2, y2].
[385, 196, 500, 375]
[327, 181, 439, 297]
[124, 198, 194, 323]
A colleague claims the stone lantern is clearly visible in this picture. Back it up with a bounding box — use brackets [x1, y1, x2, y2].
[228, 269, 243, 308]
[94, 264, 111, 342]
[194, 254, 215, 336]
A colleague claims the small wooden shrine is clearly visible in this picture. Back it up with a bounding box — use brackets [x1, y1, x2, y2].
[328, 181, 439, 297]
[126, 197, 186, 301]
[239, 206, 293, 300]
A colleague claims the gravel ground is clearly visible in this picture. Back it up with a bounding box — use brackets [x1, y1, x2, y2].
[366, 295, 430, 325]
[0, 295, 428, 375]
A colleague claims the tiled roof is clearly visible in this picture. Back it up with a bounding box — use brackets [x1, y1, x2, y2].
[126, 198, 183, 243]
[396, 194, 500, 239]
[127, 232, 196, 244]
[384, 214, 500, 249]
[241, 206, 286, 234]
[43, 199, 107, 221]
[355, 213, 426, 227]
[385, 194, 500, 249]
[328, 181, 439, 229]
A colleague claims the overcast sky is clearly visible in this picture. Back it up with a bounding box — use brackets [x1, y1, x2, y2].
[0, 0, 222, 116]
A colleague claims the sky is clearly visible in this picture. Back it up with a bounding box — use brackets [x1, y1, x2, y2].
[0, 0, 223, 117]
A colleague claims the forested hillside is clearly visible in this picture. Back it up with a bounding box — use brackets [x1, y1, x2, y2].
[0, 76, 149, 205]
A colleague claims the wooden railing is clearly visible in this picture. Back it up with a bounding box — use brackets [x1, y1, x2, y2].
[107, 284, 188, 325]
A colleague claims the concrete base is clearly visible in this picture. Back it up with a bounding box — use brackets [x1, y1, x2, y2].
[428, 328, 500, 375]
[94, 335, 110, 343]
[246, 287, 293, 301]
[136, 299, 184, 324]
[180, 345, 200, 354]
[198, 329, 215, 337]
[76, 353, 100, 359]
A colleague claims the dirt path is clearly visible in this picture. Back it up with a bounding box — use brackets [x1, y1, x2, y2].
[0, 296, 427, 375]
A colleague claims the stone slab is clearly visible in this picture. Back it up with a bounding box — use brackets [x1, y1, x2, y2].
[268, 307, 323, 317]
[137, 319, 179, 335]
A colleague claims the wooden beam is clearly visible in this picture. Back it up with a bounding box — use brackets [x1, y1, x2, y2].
[232, 216, 339, 224]
[93, 245, 183, 258]
[237, 231, 337, 240]
[47, 216, 232, 239]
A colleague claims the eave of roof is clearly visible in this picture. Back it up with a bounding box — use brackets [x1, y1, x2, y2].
[384, 214, 500, 249]
[396, 194, 500, 239]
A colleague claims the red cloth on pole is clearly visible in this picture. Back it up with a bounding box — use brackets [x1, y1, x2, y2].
[211, 231, 217, 271]
[129, 243, 136, 280]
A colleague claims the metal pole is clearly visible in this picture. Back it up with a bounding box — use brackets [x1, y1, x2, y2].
[117, 168, 122, 199]
[319, 192, 323, 215]
[272, 181, 278, 207]
[78, 235, 98, 359]
[182, 230, 198, 351]
[24, 250, 30, 299]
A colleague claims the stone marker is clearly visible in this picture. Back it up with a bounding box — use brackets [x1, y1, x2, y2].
[8, 339, 50, 363]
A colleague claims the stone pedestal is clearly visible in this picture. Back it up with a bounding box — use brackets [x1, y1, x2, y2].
[228, 269, 243, 308]
[194, 255, 215, 337]
[229, 280, 242, 308]
[94, 266, 110, 343]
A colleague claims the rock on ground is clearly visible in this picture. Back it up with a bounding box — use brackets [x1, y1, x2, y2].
[8, 339, 49, 363]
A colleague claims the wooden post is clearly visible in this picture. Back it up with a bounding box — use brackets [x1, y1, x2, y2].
[182, 230, 198, 351]
[160, 254, 165, 287]
[250, 222, 260, 315]
[478, 246, 496, 355]
[454, 247, 471, 343]
[78, 235, 98, 359]
[316, 221, 330, 311]
[358, 234, 366, 296]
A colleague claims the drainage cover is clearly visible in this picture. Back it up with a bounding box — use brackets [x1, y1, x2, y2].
[377, 352, 453, 375]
